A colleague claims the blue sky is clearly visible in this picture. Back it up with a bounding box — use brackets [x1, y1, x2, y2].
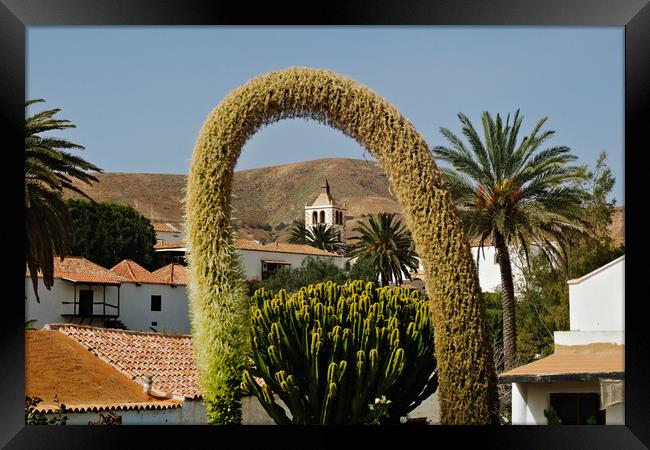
[27, 27, 624, 203]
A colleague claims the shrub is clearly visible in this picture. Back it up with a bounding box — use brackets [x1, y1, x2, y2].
[259, 257, 348, 294]
[25, 396, 68, 425]
[347, 256, 379, 284]
[241, 280, 437, 424]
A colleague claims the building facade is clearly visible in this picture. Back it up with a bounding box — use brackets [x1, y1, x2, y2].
[499, 255, 625, 425]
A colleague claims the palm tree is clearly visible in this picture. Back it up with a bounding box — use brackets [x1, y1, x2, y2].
[433, 110, 587, 370]
[25, 99, 102, 301]
[287, 219, 309, 245]
[287, 220, 345, 254]
[347, 213, 419, 286]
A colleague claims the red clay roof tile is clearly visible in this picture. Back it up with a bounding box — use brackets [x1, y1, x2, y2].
[111, 259, 166, 284]
[49, 324, 202, 399]
[26, 330, 181, 413]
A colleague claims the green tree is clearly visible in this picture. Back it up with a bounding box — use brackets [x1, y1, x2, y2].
[287, 219, 309, 245]
[347, 255, 379, 284]
[515, 151, 624, 364]
[259, 256, 348, 294]
[25, 99, 102, 301]
[287, 220, 345, 254]
[347, 213, 419, 287]
[433, 110, 587, 370]
[568, 150, 625, 278]
[66, 200, 157, 269]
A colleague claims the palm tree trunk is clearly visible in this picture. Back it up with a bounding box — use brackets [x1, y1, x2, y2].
[494, 231, 517, 371]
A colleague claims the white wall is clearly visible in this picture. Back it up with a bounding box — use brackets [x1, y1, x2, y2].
[406, 391, 439, 424]
[511, 383, 528, 425]
[26, 278, 121, 329]
[568, 256, 624, 332]
[119, 283, 190, 334]
[241, 395, 290, 425]
[606, 402, 625, 425]
[470, 246, 502, 293]
[554, 331, 624, 346]
[511, 381, 623, 425]
[156, 230, 184, 244]
[48, 399, 206, 425]
[238, 250, 346, 281]
[412, 246, 520, 294]
[25, 277, 191, 334]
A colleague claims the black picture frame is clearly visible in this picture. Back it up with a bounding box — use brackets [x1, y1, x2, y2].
[2, 0, 648, 448]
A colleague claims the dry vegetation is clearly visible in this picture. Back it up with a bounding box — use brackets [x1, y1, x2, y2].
[185, 66, 499, 424]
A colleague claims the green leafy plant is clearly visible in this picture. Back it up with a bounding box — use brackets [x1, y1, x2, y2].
[347, 213, 419, 286]
[25, 396, 68, 425]
[368, 395, 392, 425]
[259, 256, 348, 294]
[241, 280, 437, 424]
[544, 405, 562, 425]
[347, 255, 379, 285]
[287, 221, 345, 254]
[66, 200, 157, 270]
[25, 99, 102, 302]
[434, 110, 588, 371]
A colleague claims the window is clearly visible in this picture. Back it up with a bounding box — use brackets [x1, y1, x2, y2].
[549, 393, 606, 425]
[261, 261, 290, 280]
[151, 295, 161, 311]
[312, 211, 318, 224]
[320, 210, 325, 223]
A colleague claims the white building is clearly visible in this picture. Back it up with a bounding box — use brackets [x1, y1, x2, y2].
[152, 221, 184, 245]
[235, 239, 346, 281]
[499, 255, 625, 425]
[155, 239, 347, 282]
[304, 179, 346, 240]
[112, 260, 190, 334]
[401, 244, 520, 294]
[26, 257, 129, 329]
[25, 257, 191, 334]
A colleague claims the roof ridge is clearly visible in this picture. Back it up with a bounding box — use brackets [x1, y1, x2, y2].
[126, 261, 137, 280]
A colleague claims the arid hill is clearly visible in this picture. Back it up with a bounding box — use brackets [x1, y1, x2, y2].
[65, 158, 400, 242]
[65, 157, 624, 244]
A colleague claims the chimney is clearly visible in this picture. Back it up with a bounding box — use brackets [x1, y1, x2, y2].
[143, 375, 153, 394]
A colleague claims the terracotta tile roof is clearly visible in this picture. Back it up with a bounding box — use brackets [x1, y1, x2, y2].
[26, 330, 181, 413]
[110, 259, 165, 284]
[260, 242, 340, 257]
[152, 263, 188, 286]
[152, 222, 181, 233]
[499, 344, 624, 383]
[49, 324, 202, 399]
[233, 238, 266, 251]
[153, 238, 340, 257]
[26, 257, 131, 285]
[154, 241, 186, 250]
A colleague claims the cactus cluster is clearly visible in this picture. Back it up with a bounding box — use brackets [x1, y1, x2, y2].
[241, 280, 437, 424]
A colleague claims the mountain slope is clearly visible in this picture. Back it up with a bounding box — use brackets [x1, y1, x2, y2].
[64, 158, 401, 241]
[64, 157, 625, 244]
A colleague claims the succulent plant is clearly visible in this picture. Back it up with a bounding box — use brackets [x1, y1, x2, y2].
[241, 280, 437, 424]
